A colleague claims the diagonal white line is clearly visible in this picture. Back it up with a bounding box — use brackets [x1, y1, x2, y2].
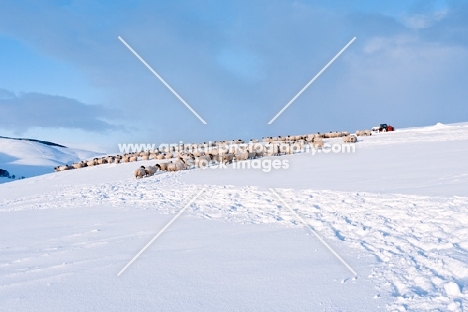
[118, 36, 207, 125]
[268, 37, 356, 124]
[269, 188, 357, 276]
[117, 187, 207, 276]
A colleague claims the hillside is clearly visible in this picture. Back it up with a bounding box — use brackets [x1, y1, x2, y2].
[0, 122, 467, 311]
[0, 137, 98, 183]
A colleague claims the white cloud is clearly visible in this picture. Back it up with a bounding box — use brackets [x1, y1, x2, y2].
[401, 10, 448, 29]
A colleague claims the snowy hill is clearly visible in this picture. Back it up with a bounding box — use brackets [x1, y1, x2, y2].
[0, 122, 467, 311]
[0, 136, 99, 183]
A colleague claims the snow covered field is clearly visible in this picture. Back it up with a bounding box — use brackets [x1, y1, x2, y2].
[1, 123, 467, 311]
[0, 137, 98, 183]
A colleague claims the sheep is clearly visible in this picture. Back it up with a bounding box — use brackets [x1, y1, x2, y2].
[195, 155, 211, 168]
[144, 165, 158, 177]
[192, 150, 204, 157]
[184, 156, 195, 168]
[96, 158, 107, 165]
[60, 165, 72, 171]
[211, 153, 234, 164]
[72, 162, 85, 169]
[312, 140, 324, 149]
[356, 130, 370, 136]
[129, 156, 138, 162]
[248, 152, 256, 159]
[167, 159, 186, 172]
[158, 162, 170, 171]
[165, 153, 174, 159]
[265, 144, 279, 156]
[228, 145, 239, 154]
[86, 159, 96, 166]
[156, 154, 166, 160]
[134, 166, 146, 179]
[209, 154, 220, 163]
[54, 165, 71, 172]
[209, 148, 219, 156]
[178, 151, 189, 159]
[220, 153, 234, 164]
[235, 151, 249, 161]
[278, 144, 290, 155]
[343, 135, 357, 143]
[141, 155, 150, 161]
[323, 132, 340, 139]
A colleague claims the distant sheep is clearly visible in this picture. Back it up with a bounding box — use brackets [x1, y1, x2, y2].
[195, 155, 211, 168]
[158, 162, 170, 171]
[54, 165, 72, 172]
[134, 166, 146, 179]
[235, 151, 249, 161]
[144, 165, 158, 177]
[312, 140, 324, 149]
[356, 130, 371, 136]
[343, 135, 357, 143]
[192, 150, 204, 157]
[167, 159, 186, 172]
[72, 162, 86, 169]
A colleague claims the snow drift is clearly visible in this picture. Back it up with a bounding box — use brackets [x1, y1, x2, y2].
[0, 122, 467, 311]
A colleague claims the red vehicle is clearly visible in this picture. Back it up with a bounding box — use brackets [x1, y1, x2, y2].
[379, 124, 394, 132]
[372, 124, 395, 132]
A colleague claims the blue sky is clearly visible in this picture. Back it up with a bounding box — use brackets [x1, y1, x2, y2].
[0, 0, 467, 151]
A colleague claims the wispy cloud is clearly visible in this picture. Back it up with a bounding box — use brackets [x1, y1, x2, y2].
[0, 89, 121, 134]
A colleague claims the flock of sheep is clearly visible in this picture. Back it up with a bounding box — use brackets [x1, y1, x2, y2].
[53, 129, 373, 177]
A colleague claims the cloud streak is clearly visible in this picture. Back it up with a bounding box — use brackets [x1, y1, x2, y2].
[0, 89, 120, 134]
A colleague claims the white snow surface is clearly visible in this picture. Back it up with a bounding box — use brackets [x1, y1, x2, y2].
[0, 137, 99, 182]
[1, 123, 468, 311]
